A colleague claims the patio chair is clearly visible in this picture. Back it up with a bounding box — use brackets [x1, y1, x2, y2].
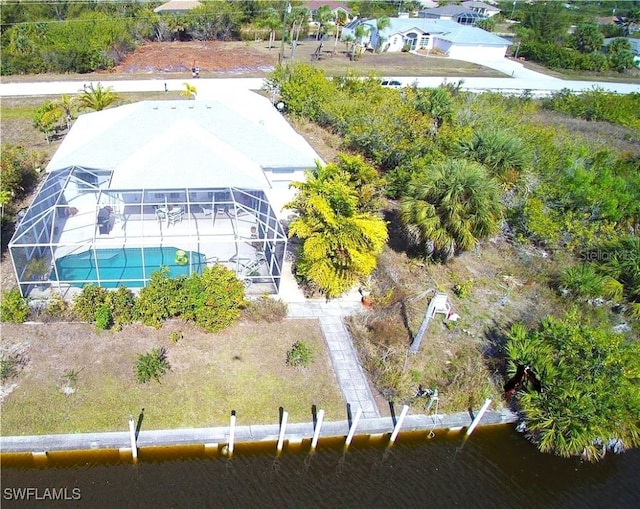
[167, 207, 184, 225]
[155, 207, 166, 222]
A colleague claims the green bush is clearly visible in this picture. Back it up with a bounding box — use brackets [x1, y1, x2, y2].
[180, 265, 246, 333]
[73, 285, 109, 322]
[94, 303, 113, 330]
[286, 340, 314, 368]
[135, 268, 184, 328]
[108, 286, 137, 329]
[243, 295, 288, 322]
[1, 355, 21, 382]
[453, 279, 474, 299]
[0, 289, 30, 323]
[135, 347, 171, 384]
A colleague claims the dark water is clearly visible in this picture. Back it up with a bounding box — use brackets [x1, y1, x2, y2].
[2, 426, 639, 509]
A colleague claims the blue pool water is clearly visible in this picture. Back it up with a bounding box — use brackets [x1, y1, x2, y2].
[53, 247, 207, 288]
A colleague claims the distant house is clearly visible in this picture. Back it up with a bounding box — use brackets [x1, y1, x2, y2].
[418, 5, 487, 26]
[153, 0, 203, 15]
[304, 1, 353, 22]
[345, 17, 511, 59]
[461, 1, 501, 18]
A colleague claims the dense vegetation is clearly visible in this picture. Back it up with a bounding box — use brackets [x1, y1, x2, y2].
[508, 1, 639, 72]
[268, 62, 639, 461]
[506, 313, 640, 462]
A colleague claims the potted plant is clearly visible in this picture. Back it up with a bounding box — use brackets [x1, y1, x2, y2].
[25, 257, 49, 281]
[359, 278, 373, 306]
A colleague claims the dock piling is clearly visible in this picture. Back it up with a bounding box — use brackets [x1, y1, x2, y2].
[277, 410, 288, 454]
[389, 405, 410, 444]
[311, 409, 325, 451]
[466, 399, 492, 436]
[345, 407, 362, 448]
[228, 410, 236, 457]
[128, 416, 138, 461]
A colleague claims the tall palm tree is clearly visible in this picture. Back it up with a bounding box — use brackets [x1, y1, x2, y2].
[332, 9, 348, 53]
[77, 83, 119, 111]
[259, 8, 281, 50]
[351, 24, 369, 60]
[314, 5, 333, 41]
[399, 158, 503, 261]
[180, 82, 197, 100]
[374, 16, 391, 52]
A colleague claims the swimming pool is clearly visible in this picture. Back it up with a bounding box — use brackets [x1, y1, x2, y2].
[53, 247, 207, 288]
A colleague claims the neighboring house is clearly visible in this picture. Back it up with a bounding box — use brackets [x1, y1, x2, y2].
[8, 94, 322, 298]
[461, 1, 501, 18]
[304, 1, 353, 22]
[153, 0, 203, 15]
[348, 17, 511, 59]
[418, 5, 487, 26]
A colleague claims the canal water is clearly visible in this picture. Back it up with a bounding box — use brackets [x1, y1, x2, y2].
[2, 425, 638, 508]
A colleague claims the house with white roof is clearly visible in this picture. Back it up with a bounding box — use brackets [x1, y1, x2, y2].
[461, 1, 501, 18]
[9, 93, 322, 298]
[153, 0, 203, 15]
[345, 17, 511, 59]
[418, 4, 487, 25]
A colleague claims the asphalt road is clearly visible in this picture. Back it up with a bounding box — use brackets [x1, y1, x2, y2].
[1, 60, 638, 99]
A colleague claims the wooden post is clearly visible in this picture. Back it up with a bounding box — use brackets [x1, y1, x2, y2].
[311, 409, 325, 451]
[345, 408, 362, 448]
[128, 416, 138, 461]
[277, 410, 288, 454]
[389, 405, 410, 444]
[228, 410, 236, 457]
[466, 399, 492, 436]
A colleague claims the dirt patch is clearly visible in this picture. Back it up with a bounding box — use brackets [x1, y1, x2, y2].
[109, 41, 277, 75]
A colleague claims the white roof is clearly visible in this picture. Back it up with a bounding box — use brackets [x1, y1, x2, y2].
[47, 95, 322, 190]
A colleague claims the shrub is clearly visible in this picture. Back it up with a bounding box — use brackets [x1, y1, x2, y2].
[0, 289, 30, 323]
[94, 303, 113, 330]
[186, 265, 246, 333]
[1, 355, 21, 382]
[243, 295, 288, 322]
[108, 286, 137, 329]
[170, 331, 182, 343]
[45, 292, 71, 320]
[286, 340, 314, 368]
[453, 279, 474, 299]
[135, 268, 184, 328]
[135, 347, 171, 384]
[73, 285, 109, 322]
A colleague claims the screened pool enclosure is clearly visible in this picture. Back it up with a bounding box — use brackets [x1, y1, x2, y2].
[9, 166, 287, 297]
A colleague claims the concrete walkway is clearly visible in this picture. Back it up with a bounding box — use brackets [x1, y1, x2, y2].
[287, 296, 381, 419]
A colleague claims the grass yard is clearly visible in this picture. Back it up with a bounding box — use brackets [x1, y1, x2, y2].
[1, 319, 346, 435]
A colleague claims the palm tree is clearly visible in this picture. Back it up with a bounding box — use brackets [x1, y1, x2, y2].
[286, 161, 388, 298]
[332, 9, 348, 54]
[351, 24, 369, 60]
[259, 8, 281, 50]
[314, 5, 333, 41]
[455, 128, 530, 188]
[180, 82, 197, 100]
[58, 94, 77, 130]
[77, 83, 119, 111]
[374, 16, 391, 53]
[414, 86, 453, 130]
[399, 158, 503, 261]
